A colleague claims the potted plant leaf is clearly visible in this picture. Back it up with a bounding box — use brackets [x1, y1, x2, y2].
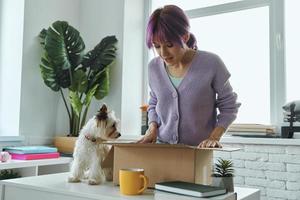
[211, 158, 234, 192]
[0, 170, 21, 180]
[38, 21, 118, 153]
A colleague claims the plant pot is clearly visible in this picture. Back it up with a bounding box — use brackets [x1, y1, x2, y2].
[53, 136, 77, 154]
[211, 176, 234, 192]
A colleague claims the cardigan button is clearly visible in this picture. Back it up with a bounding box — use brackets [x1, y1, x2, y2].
[172, 92, 177, 98]
[173, 115, 178, 120]
[173, 135, 178, 141]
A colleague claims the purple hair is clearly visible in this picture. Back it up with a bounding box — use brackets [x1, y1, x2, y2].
[146, 5, 197, 50]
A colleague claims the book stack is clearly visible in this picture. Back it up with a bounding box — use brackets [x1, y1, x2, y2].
[3, 146, 60, 160]
[227, 123, 277, 137]
[155, 181, 227, 198]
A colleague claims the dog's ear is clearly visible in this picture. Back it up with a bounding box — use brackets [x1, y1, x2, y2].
[100, 104, 108, 113]
[97, 104, 108, 121]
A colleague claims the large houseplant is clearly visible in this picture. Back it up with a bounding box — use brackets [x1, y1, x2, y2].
[211, 158, 234, 192]
[38, 21, 117, 150]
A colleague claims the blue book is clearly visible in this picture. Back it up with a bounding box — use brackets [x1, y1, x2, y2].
[3, 146, 58, 154]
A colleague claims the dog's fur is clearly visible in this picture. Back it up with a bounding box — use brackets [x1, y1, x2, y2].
[68, 104, 121, 185]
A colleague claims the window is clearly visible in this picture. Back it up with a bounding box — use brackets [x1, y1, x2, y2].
[285, 1, 300, 102]
[0, 0, 24, 136]
[149, 0, 286, 126]
[151, 0, 241, 11]
[189, 7, 270, 124]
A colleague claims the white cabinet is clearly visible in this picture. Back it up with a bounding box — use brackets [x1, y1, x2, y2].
[0, 157, 72, 177]
[0, 173, 260, 200]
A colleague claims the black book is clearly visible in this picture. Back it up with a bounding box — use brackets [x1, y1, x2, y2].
[155, 181, 227, 198]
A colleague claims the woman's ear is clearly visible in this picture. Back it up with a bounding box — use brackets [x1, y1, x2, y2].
[182, 33, 190, 43]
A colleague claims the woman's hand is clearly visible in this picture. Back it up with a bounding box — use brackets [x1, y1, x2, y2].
[197, 126, 225, 148]
[137, 122, 158, 143]
[197, 138, 222, 148]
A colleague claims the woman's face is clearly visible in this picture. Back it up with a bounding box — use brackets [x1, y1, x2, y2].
[153, 40, 186, 67]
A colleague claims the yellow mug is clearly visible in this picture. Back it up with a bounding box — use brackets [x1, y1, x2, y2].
[119, 168, 149, 195]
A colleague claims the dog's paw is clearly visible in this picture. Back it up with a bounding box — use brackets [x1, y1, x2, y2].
[68, 176, 81, 183]
[88, 179, 101, 185]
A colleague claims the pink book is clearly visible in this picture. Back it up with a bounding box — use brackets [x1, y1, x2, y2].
[10, 152, 60, 160]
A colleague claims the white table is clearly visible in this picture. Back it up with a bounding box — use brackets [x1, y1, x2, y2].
[0, 173, 260, 200]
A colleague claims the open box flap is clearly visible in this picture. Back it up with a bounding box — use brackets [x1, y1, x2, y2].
[101, 146, 114, 168]
[103, 142, 240, 151]
[101, 143, 239, 170]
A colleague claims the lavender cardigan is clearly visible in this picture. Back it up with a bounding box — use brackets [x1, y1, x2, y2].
[148, 50, 240, 146]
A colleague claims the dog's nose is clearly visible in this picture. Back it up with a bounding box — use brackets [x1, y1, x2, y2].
[116, 133, 121, 138]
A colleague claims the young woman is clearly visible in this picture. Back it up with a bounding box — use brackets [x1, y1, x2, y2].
[138, 5, 240, 148]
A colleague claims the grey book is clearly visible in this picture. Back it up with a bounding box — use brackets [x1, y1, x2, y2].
[155, 181, 227, 198]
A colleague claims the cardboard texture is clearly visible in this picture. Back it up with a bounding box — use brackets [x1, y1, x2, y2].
[103, 143, 238, 188]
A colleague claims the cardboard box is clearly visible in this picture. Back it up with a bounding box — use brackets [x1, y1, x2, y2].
[103, 143, 238, 188]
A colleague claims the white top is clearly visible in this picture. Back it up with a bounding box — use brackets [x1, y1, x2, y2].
[0, 172, 259, 200]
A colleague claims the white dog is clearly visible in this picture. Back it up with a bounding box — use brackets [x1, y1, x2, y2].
[68, 104, 121, 185]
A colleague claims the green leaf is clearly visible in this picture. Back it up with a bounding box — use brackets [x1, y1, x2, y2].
[40, 54, 71, 90]
[0, 170, 21, 180]
[38, 29, 47, 48]
[69, 91, 83, 117]
[81, 35, 117, 72]
[39, 21, 85, 91]
[94, 68, 109, 100]
[213, 158, 234, 177]
[45, 21, 85, 70]
[40, 57, 59, 91]
[38, 21, 118, 137]
[69, 69, 88, 93]
[84, 84, 98, 106]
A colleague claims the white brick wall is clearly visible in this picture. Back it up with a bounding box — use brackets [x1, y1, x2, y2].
[287, 182, 300, 191]
[269, 154, 300, 164]
[231, 152, 268, 161]
[286, 147, 300, 154]
[287, 164, 300, 172]
[213, 144, 300, 200]
[233, 176, 244, 185]
[245, 161, 285, 171]
[244, 145, 285, 154]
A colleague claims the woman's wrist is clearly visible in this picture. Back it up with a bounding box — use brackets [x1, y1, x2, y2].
[209, 126, 225, 141]
[209, 134, 221, 141]
[149, 122, 158, 129]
